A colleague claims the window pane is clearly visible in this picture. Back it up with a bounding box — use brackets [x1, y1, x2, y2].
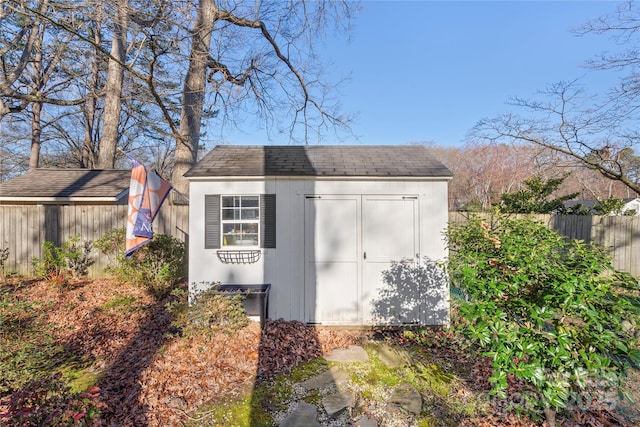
[222, 196, 236, 208]
[239, 234, 259, 246]
[240, 223, 258, 245]
[222, 223, 239, 246]
[242, 197, 259, 208]
[241, 208, 259, 220]
[243, 223, 258, 234]
[223, 223, 240, 234]
[222, 208, 238, 220]
[222, 223, 259, 247]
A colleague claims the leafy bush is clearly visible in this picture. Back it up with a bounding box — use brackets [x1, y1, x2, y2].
[32, 236, 94, 285]
[166, 284, 248, 337]
[447, 214, 640, 425]
[94, 229, 185, 296]
[1, 372, 103, 426]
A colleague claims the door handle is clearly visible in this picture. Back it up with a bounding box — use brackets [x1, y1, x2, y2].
[363, 252, 367, 260]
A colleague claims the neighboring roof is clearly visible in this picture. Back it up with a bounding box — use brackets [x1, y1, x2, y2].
[565, 198, 640, 210]
[0, 169, 131, 203]
[185, 145, 453, 178]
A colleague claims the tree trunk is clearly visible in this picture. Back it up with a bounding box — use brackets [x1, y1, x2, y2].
[82, 13, 103, 169]
[29, 101, 42, 170]
[28, 25, 44, 170]
[171, 0, 216, 203]
[97, 0, 128, 169]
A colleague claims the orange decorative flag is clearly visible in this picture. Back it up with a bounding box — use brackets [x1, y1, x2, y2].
[125, 155, 173, 257]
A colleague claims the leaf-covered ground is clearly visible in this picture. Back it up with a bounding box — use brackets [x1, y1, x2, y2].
[1, 278, 637, 426]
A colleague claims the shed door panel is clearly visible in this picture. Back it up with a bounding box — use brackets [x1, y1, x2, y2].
[304, 196, 360, 324]
[362, 196, 419, 324]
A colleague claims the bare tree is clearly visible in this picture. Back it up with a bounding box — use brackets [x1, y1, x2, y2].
[470, 2, 640, 196]
[1, 0, 356, 188]
[170, 0, 356, 199]
[427, 141, 636, 212]
[471, 80, 640, 195]
[1, 0, 99, 169]
[577, 0, 640, 115]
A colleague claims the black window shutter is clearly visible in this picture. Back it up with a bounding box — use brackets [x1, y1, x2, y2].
[205, 195, 220, 249]
[260, 194, 276, 248]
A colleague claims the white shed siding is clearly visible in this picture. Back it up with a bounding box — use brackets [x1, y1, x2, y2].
[188, 177, 450, 325]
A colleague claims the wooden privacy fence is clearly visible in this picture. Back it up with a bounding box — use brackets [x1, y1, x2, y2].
[449, 212, 640, 278]
[0, 205, 189, 276]
[1, 207, 638, 278]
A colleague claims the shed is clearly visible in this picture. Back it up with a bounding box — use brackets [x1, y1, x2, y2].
[185, 145, 453, 326]
[0, 169, 131, 205]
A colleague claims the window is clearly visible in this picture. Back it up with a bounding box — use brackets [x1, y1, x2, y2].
[205, 194, 276, 249]
[221, 196, 259, 247]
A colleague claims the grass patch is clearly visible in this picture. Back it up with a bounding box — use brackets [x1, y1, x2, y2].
[100, 294, 140, 311]
[256, 377, 293, 413]
[352, 349, 402, 389]
[0, 288, 67, 394]
[289, 357, 329, 383]
[58, 359, 103, 393]
[186, 392, 273, 427]
[418, 418, 439, 427]
[404, 361, 454, 397]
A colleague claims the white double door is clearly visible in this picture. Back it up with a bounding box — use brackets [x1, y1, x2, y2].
[304, 195, 419, 324]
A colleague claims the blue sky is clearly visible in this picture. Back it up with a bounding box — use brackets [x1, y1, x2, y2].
[220, 1, 625, 148]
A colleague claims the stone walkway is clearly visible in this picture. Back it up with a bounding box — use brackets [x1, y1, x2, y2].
[278, 344, 423, 427]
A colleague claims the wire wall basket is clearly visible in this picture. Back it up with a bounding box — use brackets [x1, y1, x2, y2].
[216, 250, 261, 264]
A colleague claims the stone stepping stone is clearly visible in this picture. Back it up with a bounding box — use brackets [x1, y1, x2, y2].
[325, 345, 369, 363]
[374, 344, 409, 369]
[322, 390, 355, 417]
[300, 366, 350, 391]
[279, 401, 321, 427]
[387, 382, 422, 415]
[354, 416, 378, 427]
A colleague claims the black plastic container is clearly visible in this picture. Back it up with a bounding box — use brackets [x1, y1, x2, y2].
[213, 284, 271, 327]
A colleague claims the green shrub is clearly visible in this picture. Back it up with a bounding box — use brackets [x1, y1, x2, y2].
[447, 213, 640, 424]
[94, 229, 185, 297]
[166, 284, 248, 337]
[32, 241, 61, 279]
[32, 236, 94, 282]
[1, 372, 103, 426]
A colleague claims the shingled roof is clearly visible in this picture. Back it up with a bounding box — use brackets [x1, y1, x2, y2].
[0, 169, 131, 204]
[185, 145, 453, 178]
